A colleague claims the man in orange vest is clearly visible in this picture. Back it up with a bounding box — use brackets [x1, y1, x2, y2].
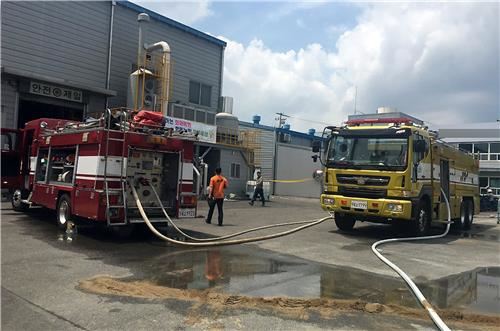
[206, 167, 228, 226]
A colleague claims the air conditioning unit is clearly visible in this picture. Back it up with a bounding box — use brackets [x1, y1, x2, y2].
[279, 133, 291, 143]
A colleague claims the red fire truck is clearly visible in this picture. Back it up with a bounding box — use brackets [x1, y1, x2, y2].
[10, 111, 198, 231]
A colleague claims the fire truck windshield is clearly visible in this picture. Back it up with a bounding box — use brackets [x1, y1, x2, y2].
[327, 134, 409, 171]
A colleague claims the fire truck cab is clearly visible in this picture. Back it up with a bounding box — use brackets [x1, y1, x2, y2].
[11, 114, 198, 231]
[314, 112, 480, 235]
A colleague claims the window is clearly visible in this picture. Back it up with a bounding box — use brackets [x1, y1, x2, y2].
[479, 177, 488, 188]
[36, 149, 49, 182]
[189, 81, 211, 107]
[230, 163, 241, 178]
[201, 85, 211, 106]
[189, 81, 200, 104]
[327, 133, 409, 170]
[490, 143, 500, 161]
[206, 112, 215, 125]
[490, 177, 500, 188]
[490, 143, 500, 153]
[474, 143, 488, 153]
[458, 143, 472, 153]
[413, 134, 428, 164]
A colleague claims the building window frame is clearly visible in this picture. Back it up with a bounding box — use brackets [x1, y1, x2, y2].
[189, 80, 212, 107]
[230, 163, 241, 179]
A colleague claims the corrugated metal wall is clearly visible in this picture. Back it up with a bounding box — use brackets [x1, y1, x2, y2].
[239, 125, 275, 192]
[108, 4, 223, 112]
[1, 1, 110, 88]
[1, 76, 18, 128]
[275, 144, 322, 198]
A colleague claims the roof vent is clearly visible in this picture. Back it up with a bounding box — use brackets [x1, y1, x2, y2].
[252, 115, 261, 125]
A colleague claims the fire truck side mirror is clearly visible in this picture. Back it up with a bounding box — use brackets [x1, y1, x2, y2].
[312, 140, 321, 153]
[413, 140, 426, 153]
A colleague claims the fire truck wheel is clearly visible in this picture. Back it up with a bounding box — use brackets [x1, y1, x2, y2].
[412, 200, 430, 236]
[334, 213, 356, 231]
[457, 200, 473, 231]
[464, 200, 474, 230]
[11, 189, 29, 212]
[56, 194, 72, 230]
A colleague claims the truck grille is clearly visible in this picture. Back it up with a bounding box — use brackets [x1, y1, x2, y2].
[338, 186, 387, 199]
[336, 174, 389, 186]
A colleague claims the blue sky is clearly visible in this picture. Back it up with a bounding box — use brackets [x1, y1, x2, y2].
[135, 1, 499, 132]
[194, 2, 361, 52]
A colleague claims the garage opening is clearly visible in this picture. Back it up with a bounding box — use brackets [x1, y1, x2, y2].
[17, 99, 84, 128]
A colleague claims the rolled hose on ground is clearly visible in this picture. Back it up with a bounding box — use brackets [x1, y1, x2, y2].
[131, 183, 332, 247]
[371, 188, 452, 331]
[148, 183, 324, 242]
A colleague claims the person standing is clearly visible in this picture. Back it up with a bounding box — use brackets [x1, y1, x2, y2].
[206, 167, 228, 226]
[249, 171, 265, 207]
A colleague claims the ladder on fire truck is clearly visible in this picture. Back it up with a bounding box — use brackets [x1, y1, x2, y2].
[103, 109, 128, 226]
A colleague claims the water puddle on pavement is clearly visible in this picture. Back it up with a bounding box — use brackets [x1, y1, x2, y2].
[79, 246, 500, 317]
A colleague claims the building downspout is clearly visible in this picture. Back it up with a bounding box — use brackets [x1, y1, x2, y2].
[218, 46, 225, 112]
[105, 0, 116, 109]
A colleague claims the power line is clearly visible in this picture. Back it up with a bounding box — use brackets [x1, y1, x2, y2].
[285, 114, 331, 126]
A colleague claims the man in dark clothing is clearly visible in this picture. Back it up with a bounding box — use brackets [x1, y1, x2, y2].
[249, 171, 265, 206]
[206, 167, 228, 226]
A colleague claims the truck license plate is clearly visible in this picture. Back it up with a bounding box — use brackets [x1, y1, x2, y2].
[178, 208, 196, 218]
[351, 200, 367, 210]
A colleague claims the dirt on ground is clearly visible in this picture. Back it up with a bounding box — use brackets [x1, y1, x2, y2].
[79, 275, 500, 330]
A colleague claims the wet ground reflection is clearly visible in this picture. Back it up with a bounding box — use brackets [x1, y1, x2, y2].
[129, 247, 499, 316]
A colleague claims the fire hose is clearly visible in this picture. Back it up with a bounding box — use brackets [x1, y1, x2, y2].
[131, 183, 332, 247]
[371, 188, 452, 331]
[133, 180, 452, 329]
[148, 183, 325, 242]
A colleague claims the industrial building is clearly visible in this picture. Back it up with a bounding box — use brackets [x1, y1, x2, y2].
[238, 116, 322, 199]
[439, 122, 500, 196]
[1, 1, 225, 129]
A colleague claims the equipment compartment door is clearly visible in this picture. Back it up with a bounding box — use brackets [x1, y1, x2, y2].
[439, 160, 450, 220]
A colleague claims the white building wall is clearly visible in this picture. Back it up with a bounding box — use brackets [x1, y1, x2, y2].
[275, 143, 322, 198]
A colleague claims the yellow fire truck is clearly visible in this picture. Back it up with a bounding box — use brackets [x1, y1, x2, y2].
[313, 112, 479, 235]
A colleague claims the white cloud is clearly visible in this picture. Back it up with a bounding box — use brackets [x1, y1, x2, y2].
[134, 0, 213, 25]
[221, 3, 499, 132]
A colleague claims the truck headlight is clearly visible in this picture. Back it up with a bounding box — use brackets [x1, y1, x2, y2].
[387, 203, 403, 212]
[323, 198, 335, 205]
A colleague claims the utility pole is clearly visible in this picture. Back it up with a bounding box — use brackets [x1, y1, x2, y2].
[273, 112, 288, 195]
[275, 112, 288, 128]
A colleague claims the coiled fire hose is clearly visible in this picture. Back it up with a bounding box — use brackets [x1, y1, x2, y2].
[131, 183, 332, 247]
[371, 188, 452, 331]
[148, 183, 324, 242]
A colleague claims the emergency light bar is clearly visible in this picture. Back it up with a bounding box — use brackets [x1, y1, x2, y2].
[346, 111, 424, 126]
[346, 117, 415, 125]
